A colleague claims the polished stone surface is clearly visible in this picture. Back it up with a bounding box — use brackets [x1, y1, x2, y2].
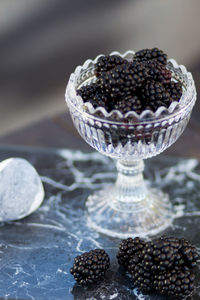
[0, 145, 200, 300]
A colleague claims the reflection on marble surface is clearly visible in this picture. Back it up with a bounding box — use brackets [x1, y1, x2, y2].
[0, 146, 200, 299]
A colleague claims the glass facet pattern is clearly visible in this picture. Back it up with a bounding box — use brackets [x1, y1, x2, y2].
[65, 51, 196, 238]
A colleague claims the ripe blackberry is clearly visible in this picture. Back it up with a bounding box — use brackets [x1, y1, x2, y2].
[117, 237, 146, 268]
[117, 236, 198, 298]
[141, 80, 171, 111]
[134, 48, 167, 65]
[145, 60, 172, 84]
[95, 55, 125, 76]
[166, 80, 183, 102]
[78, 49, 183, 116]
[89, 92, 110, 110]
[77, 83, 110, 110]
[129, 262, 153, 293]
[142, 238, 179, 273]
[160, 236, 199, 268]
[97, 61, 149, 99]
[70, 249, 110, 285]
[113, 94, 143, 114]
[77, 83, 99, 102]
[153, 266, 195, 298]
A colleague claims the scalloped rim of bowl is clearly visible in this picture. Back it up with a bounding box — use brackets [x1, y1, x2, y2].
[65, 50, 196, 125]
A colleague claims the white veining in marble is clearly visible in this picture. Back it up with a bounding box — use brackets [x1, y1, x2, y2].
[0, 149, 200, 299]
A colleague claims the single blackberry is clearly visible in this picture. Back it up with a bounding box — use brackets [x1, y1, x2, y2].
[117, 237, 146, 268]
[153, 266, 195, 298]
[145, 60, 172, 84]
[134, 48, 167, 65]
[77, 83, 99, 102]
[95, 55, 125, 76]
[141, 80, 171, 110]
[113, 94, 143, 114]
[129, 262, 153, 293]
[166, 81, 183, 102]
[77, 82, 111, 110]
[70, 249, 110, 285]
[97, 61, 149, 99]
[160, 236, 199, 268]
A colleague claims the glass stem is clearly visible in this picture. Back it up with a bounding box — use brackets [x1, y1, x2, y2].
[111, 159, 147, 211]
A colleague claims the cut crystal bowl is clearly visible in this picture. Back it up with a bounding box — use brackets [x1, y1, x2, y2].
[65, 51, 197, 238]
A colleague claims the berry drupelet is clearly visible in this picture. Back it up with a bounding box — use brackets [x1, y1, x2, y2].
[134, 47, 167, 65]
[70, 249, 110, 285]
[95, 54, 125, 76]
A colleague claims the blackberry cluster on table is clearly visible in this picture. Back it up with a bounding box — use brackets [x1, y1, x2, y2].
[117, 235, 199, 298]
[70, 249, 110, 285]
[77, 48, 183, 115]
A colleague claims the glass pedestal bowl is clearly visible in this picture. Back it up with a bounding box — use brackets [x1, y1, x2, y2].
[65, 51, 196, 239]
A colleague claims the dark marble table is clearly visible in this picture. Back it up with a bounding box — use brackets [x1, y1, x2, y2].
[0, 145, 200, 300]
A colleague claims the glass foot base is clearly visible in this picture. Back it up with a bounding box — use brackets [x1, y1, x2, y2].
[86, 185, 174, 239]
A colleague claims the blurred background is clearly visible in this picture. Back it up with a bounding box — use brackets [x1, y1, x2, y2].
[0, 0, 199, 148]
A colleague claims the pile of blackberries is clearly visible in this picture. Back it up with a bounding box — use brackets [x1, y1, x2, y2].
[77, 48, 183, 115]
[117, 236, 199, 298]
[70, 236, 199, 299]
